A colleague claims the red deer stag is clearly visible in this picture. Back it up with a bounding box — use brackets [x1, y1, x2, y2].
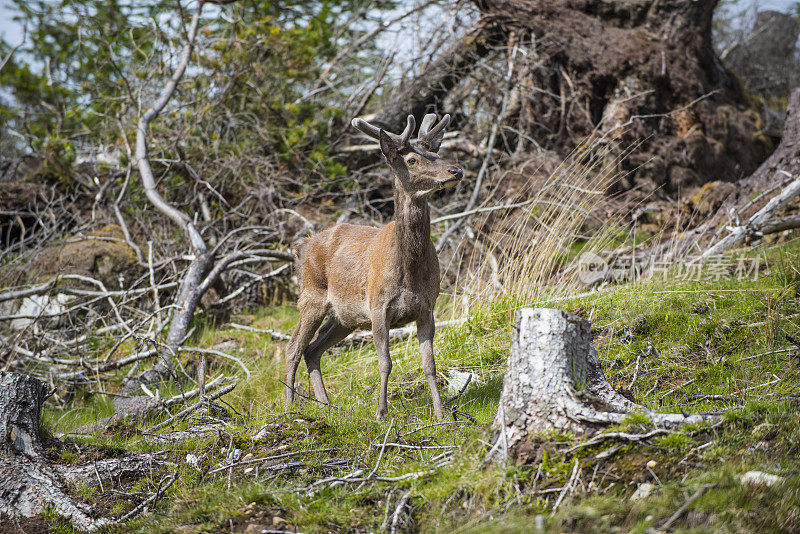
[285, 113, 463, 420]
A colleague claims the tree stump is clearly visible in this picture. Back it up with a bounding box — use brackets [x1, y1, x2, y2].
[489, 309, 713, 462]
[0, 371, 105, 530]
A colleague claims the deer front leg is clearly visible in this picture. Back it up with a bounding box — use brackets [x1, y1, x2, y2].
[371, 309, 392, 419]
[417, 313, 445, 421]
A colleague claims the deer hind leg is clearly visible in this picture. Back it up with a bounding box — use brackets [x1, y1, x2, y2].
[417, 313, 445, 421]
[285, 302, 326, 407]
[371, 308, 391, 419]
[303, 317, 352, 405]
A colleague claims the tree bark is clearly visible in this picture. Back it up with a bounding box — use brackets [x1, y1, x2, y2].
[0, 372, 106, 530]
[488, 309, 713, 463]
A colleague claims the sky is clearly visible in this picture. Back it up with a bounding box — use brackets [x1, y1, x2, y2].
[0, 2, 22, 45]
[1, 0, 798, 59]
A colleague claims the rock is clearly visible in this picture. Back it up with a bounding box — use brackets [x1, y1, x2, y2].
[186, 454, 199, 469]
[254, 423, 274, 441]
[740, 471, 783, 487]
[243, 524, 265, 534]
[630, 482, 655, 501]
[445, 370, 478, 395]
[227, 448, 242, 463]
[28, 224, 141, 289]
[10, 294, 73, 330]
[0, 299, 17, 319]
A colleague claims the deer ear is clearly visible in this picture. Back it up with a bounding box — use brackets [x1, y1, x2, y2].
[378, 129, 399, 163]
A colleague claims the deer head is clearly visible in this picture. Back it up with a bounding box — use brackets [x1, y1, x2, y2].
[351, 113, 463, 198]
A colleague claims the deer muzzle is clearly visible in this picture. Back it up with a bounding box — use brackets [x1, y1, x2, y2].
[441, 166, 463, 188]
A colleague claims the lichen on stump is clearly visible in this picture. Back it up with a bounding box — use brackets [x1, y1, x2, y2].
[489, 309, 714, 462]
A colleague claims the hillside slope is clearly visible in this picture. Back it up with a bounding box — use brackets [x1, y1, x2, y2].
[23, 237, 800, 533]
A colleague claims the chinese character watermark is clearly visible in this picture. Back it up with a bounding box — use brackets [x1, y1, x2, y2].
[576, 252, 761, 286]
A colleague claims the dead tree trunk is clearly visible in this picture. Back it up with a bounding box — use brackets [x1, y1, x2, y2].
[377, 0, 771, 195]
[489, 309, 713, 462]
[0, 372, 105, 530]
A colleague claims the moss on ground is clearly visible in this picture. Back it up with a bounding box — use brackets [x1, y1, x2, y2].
[36, 238, 800, 533]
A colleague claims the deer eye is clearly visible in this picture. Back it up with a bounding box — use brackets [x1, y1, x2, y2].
[407, 157, 417, 165]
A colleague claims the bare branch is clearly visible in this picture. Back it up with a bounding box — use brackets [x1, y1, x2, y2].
[134, 2, 206, 252]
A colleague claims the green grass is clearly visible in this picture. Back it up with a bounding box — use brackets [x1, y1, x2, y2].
[36, 238, 800, 533]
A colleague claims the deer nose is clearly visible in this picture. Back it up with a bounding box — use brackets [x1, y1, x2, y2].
[448, 167, 463, 180]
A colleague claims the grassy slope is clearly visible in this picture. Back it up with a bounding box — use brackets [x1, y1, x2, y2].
[40, 239, 800, 533]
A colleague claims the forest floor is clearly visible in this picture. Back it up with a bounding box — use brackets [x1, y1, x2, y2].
[31, 237, 800, 533]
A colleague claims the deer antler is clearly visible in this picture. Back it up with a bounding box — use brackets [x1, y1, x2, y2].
[351, 115, 415, 147]
[417, 113, 450, 153]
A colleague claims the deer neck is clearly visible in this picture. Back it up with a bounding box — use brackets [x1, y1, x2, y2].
[392, 177, 431, 273]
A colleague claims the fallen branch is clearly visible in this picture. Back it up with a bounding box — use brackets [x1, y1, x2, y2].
[178, 346, 251, 378]
[68, 376, 235, 434]
[0, 277, 59, 304]
[658, 484, 714, 531]
[345, 317, 466, 344]
[703, 173, 800, 258]
[208, 448, 339, 475]
[116, 471, 179, 524]
[228, 322, 292, 340]
[562, 429, 670, 456]
[551, 459, 580, 515]
[390, 490, 412, 534]
[370, 442, 457, 450]
[149, 381, 237, 431]
[56, 453, 172, 487]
